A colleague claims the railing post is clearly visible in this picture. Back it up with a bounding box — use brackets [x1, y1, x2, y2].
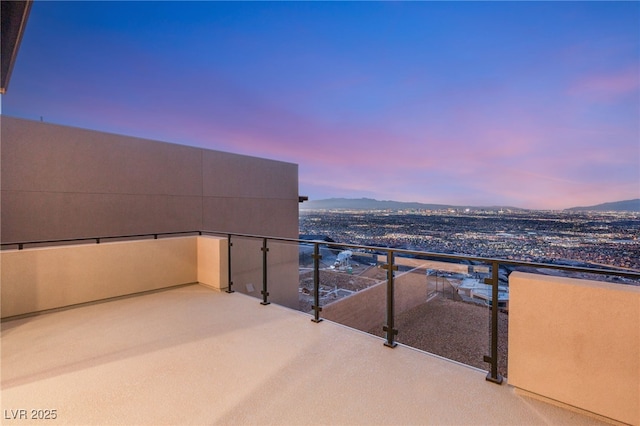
[260, 238, 270, 305]
[225, 234, 234, 293]
[484, 261, 504, 384]
[382, 250, 398, 348]
[311, 242, 323, 323]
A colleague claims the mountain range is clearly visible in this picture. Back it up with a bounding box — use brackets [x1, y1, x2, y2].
[565, 199, 640, 212]
[300, 197, 640, 212]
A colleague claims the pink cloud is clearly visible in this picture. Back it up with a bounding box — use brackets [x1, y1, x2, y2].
[568, 66, 640, 102]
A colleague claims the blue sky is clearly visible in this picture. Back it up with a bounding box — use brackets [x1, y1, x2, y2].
[3, 1, 639, 209]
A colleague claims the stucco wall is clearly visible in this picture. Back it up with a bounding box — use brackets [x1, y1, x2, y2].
[1, 237, 199, 318]
[508, 272, 640, 425]
[197, 236, 228, 291]
[321, 257, 469, 333]
[0, 116, 299, 242]
[201, 150, 299, 237]
[322, 269, 429, 332]
[376, 255, 475, 274]
[321, 280, 386, 331]
[1, 234, 301, 318]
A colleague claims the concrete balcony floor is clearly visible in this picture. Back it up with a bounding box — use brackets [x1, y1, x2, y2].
[2, 285, 608, 425]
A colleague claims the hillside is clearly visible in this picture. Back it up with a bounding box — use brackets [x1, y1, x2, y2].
[300, 197, 640, 212]
[565, 199, 640, 212]
[300, 197, 519, 211]
[300, 198, 453, 210]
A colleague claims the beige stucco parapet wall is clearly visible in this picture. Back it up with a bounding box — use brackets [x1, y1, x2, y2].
[1, 236, 231, 319]
[197, 236, 229, 291]
[508, 271, 639, 425]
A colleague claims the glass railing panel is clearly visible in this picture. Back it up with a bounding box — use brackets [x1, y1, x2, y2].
[229, 235, 265, 301]
[386, 256, 498, 374]
[297, 240, 316, 314]
[263, 238, 301, 309]
[496, 275, 509, 379]
[487, 262, 508, 380]
[308, 245, 387, 333]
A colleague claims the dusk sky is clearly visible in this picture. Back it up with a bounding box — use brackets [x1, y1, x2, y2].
[2, 1, 639, 210]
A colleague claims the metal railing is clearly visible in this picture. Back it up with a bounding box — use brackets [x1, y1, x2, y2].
[0, 231, 203, 250]
[4, 229, 640, 385]
[200, 230, 640, 385]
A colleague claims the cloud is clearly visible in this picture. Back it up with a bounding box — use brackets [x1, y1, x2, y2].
[568, 66, 640, 102]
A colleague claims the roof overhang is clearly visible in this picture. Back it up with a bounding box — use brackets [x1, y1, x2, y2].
[1, 0, 33, 94]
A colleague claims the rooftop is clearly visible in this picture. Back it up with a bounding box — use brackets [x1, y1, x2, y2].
[2, 284, 608, 425]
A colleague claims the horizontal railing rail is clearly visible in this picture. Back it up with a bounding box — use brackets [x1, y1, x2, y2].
[4, 229, 640, 385]
[6, 229, 640, 279]
[0, 231, 203, 250]
[199, 229, 640, 280]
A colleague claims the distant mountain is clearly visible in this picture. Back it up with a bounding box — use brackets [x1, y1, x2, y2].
[565, 199, 640, 212]
[300, 198, 449, 210]
[299, 197, 521, 211]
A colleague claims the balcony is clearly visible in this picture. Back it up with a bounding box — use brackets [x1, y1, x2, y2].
[2, 232, 638, 425]
[2, 284, 611, 425]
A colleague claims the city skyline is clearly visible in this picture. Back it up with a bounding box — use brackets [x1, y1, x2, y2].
[2, 1, 638, 210]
